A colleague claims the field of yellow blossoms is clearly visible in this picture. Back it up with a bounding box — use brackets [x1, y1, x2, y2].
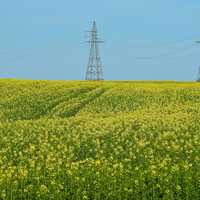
[1, 79, 200, 199]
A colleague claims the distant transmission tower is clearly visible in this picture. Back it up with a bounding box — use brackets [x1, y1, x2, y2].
[197, 66, 200, 82]
[85, 21, 104, 80]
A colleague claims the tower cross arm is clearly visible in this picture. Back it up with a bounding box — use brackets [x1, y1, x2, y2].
[86, 40, 104, 43]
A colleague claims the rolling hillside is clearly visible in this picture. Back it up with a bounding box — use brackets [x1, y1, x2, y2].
[1, 79, 200, 199]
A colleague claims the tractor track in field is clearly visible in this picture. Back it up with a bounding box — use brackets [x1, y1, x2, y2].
[62, 87, 108, 118]
[32, 87, 97, 120]
[43, 87, 98, 117]
[0, 86, 108, 122]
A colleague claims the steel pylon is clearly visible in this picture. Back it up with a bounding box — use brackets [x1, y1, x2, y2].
[85, 21, 104, 80]
[197, 66, 200, 82]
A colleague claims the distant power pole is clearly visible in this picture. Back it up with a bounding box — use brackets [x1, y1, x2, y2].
[85, 21, 104, 80]
[196, 41, 200, 82]
[197, 66, 200, 82]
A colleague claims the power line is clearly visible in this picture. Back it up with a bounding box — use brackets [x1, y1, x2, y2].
[135, 44, 198, 60]
[130, 34, 200, 49]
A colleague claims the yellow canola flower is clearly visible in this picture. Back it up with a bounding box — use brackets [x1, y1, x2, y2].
[0, 80, 200, 198]
[40, 185, 48, 194]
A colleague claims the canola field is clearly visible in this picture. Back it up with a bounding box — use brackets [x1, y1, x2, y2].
[1, 79, 200, 199]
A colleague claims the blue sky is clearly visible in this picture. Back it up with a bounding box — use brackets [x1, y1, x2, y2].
[0, 0, 200, 80]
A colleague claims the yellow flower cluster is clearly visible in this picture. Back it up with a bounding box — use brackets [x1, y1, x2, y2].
[0, 79, 200, 199]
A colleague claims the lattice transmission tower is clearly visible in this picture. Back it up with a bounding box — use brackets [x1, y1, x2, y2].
[85, 21, 104, 80]
[197, 66, 200, 82]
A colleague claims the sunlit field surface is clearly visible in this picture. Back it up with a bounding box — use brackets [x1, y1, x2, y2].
[1, 79, 200, 199]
